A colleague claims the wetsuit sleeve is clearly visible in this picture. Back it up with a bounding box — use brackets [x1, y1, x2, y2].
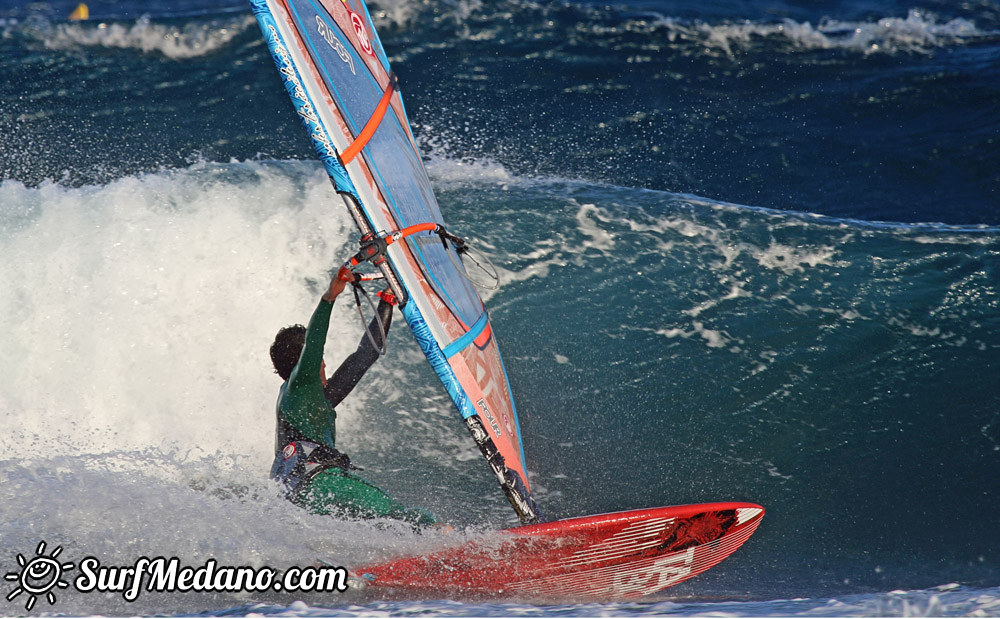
[289, 298, 334, 389]
[281, 298, 337, 446]
[324, 299, 393, 408]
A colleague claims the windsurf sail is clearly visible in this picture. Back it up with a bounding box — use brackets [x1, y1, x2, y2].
[250, 0, 542, 523]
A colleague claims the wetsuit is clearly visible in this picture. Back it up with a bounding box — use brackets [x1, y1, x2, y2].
[270, 295, 436, 527]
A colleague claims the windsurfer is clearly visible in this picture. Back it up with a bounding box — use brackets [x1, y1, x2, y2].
[268, 266, 437, 527]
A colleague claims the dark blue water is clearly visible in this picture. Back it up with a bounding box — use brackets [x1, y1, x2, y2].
[1, 0, 998, 615]
[4, 0, 999, 224]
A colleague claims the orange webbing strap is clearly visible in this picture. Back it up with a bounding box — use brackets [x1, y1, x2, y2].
[342, 222, 442, 271]
[388, 222, 439, 243]
[339, 72, 398, 165]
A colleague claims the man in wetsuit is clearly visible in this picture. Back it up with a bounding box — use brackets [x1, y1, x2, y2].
[268, 267, 436, 527]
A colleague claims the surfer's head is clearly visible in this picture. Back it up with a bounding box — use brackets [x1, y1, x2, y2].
[270, 324, 306, 380]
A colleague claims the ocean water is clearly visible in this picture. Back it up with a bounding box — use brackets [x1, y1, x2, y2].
[1, 0, 998, 616]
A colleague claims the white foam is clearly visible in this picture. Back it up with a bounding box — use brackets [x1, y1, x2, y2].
[42, 14, 255, 59]
[423, 149, 518, 188]
[655, 322, 731, 349]
[0, 161, 369, 468]
[575, 203, 617, 252]
[366, 0, 424, 29]
[684, 280, 752, 317]
[651, 9, 989, 56]
[369, 0, 484, 29]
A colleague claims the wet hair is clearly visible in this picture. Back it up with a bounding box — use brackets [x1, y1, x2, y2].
[270, 324, 306, 381]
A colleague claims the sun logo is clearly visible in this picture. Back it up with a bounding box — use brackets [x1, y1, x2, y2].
[4, 541, 75, 611]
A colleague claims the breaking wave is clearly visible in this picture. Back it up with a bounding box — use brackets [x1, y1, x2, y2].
[24, 14, 256, 59]
[675, 9, 989, 56]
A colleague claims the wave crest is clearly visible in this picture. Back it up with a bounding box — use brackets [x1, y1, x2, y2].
[681, 9, 987, 56]
[39, 14, 255, 59]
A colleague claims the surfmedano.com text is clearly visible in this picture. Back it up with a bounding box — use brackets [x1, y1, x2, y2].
[75, 556, 348, 601]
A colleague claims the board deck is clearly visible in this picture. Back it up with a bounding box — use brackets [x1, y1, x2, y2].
[352, 502, 764, 599]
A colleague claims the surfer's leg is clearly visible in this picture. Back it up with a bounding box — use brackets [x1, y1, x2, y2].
[295, 468, 437, 527]
[324, 300, 393, 408]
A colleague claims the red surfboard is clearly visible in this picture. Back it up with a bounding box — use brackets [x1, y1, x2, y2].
[352, 502, 764, 599]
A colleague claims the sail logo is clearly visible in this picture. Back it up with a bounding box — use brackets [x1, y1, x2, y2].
[266, 25, 338, 162]
[477, 399, 502, 437]
[349, 11, 374, 56]
[315, 16, 356, 75]
[500, 406, 514, 436]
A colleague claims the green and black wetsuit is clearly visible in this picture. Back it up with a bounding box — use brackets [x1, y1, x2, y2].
[269, 295, 436, 527]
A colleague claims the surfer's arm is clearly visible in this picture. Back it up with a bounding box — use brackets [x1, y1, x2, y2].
[324, 297, 393, 408]
[281, 269, 357, 445]
[289, 268, 354, 388]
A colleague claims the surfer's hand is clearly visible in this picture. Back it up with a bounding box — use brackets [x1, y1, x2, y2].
[325, 266, 355, 301]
